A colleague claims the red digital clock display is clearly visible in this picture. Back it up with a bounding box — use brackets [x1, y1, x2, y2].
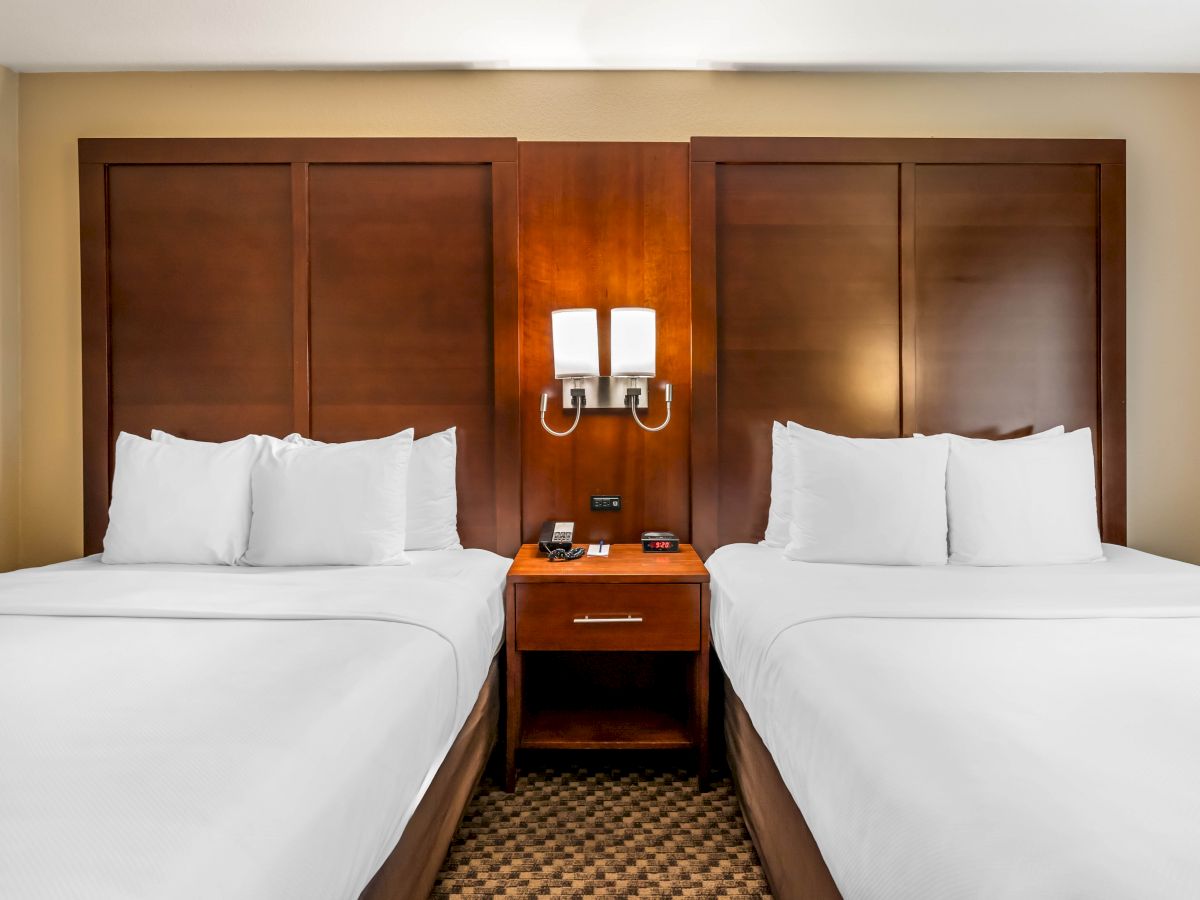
[641, 532, 680, 552]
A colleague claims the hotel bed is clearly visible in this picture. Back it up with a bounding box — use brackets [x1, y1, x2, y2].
[0, 548, 510, 900]
[709, 542, 1200, 899]
[61, 137, 524, 898]
[687, 136, 1139, 898]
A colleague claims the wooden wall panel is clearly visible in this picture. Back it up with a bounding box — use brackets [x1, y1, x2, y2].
[713, 163, 902, 549]
[308, 162, 500, 550]
[906, 162, 1115, 539]
[519, 142, 691, 544]
[906, 164, 1099, 438]
[107, 164, 295, 442]
[81, 138, 520, 556]
[1098, 164, 1128, 545]
[83, 137, 1126, 560]
[691, 137, 1126, 555]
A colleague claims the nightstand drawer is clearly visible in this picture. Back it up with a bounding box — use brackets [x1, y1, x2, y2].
[516, 584, 701, 651]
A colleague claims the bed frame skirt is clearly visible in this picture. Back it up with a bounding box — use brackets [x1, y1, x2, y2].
[724, 675, 843, 900]
[359, 655, 500, 900]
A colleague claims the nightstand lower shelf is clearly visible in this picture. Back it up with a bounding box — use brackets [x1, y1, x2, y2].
[521, 705, 693, 750]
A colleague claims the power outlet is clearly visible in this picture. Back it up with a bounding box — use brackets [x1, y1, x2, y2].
[590, 495, 622, 512]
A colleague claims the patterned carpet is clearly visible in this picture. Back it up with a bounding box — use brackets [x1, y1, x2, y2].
[432, 763, 771, 898]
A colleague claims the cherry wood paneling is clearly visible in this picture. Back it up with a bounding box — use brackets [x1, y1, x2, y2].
[519, 142, 691, 545]
[691, 136, 1125, 166]
[691, 137, 1126, 556]
[906, 164, 1099, 435]
[80, 138, 520, 556]
[490, 161, 523, 556]
[711, 163, 902, 551]
[907, 163, 1114, 540]
[79, 162, 110, 560]
[290, 163, 312, 433]
[1098, 164, 1128, 544]
[79, 137, 518, 165]
[689, 160, 719, 562]
[106, 164, 296, 442]
[308, 163, 501, 551]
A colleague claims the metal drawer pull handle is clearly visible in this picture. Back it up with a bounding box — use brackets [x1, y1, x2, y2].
[572, 615, 643, 624]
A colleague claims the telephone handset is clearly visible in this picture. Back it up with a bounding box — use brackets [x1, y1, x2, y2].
[538, 520, 575, 554]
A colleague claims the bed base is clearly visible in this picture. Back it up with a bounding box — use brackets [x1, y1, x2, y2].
[724, 675, 842, 900]
[359, 656, 500, 900]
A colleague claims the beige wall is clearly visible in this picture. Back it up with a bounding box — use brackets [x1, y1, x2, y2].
[0, 67, 18, 571]
[14, 71, 1200, 566]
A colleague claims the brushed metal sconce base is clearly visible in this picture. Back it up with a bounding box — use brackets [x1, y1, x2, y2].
[561, 376, 649, 410]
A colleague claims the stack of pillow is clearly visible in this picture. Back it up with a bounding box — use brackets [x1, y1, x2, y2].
[101, 428, 460, 566]
[764, 422, 1104, 566]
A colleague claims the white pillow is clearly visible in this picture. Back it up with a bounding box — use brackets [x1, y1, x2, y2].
[768, 420, 847, 548]
[946, 427, 1104, 566]
[103, 432, 259, 565]
[784, 424, 950, 566]
[766, 423, 1065, 548]
[764, 421, 794, 548]
[151, 429, 287, 449]
[243, 429, 414, 566]
[284, 429, 460, 550]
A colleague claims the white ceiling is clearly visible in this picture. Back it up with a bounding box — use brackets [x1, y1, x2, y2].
[3, 0, 1199, 73]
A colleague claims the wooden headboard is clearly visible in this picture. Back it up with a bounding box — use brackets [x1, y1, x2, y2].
[79, 138, 520, 556]
[690, 137, 1126, 557]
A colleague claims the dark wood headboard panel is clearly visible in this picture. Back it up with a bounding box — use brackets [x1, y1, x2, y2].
[80, 138, 520, 556]
[690, 137, 1126, 557]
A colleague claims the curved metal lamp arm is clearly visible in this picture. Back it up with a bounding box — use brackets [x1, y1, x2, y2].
[630, 383, 673, 433]
[540, 391, 583, 437]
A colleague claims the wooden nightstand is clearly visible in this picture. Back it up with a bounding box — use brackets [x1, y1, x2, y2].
[504, 543, 710, 791]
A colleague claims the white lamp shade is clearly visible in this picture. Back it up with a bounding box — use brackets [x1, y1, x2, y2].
[610, 307, 657, 378]
[551, 308, 600, 379]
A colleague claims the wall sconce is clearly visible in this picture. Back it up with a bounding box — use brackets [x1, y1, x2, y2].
[539, 307, 673, 437]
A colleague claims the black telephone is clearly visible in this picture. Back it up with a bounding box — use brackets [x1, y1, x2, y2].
[538, 520, 575, 554]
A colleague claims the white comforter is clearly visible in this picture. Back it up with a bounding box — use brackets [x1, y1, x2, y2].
[709, 543, 1200, 900]
[0, 550, 509, 900]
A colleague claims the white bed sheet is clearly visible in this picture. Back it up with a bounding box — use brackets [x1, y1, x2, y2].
[709, 543, 1200, 900]
[0, 549, 509, 900]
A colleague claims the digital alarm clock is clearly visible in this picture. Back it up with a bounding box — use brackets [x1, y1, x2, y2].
[641, 531, 681, 553]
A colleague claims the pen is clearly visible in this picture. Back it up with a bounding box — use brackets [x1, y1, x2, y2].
[599, 539, 605, 553]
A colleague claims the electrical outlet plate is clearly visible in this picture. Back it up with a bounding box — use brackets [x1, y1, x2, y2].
[590, 495, 622, 511]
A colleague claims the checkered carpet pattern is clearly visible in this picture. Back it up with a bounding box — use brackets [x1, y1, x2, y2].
[432, 766, 771, 897]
